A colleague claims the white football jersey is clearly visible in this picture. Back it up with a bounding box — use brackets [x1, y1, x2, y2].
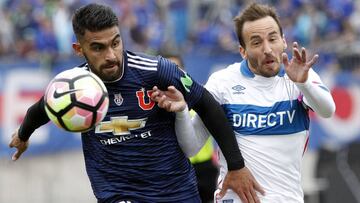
[206, 61, 313, 203]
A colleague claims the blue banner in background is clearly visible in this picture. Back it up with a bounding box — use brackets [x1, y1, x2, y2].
[0, 53, 359, 158]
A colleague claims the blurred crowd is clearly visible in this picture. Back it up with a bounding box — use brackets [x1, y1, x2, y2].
[0, 0, 359, 73]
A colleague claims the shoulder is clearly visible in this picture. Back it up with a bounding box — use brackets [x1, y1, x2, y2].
[127, 51, 159, 62]
[209, 62, 241, 80]
[205, 62, 241, 94]
[126, 51, 159, 71]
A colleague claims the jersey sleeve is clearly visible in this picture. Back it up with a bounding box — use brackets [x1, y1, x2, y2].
[174, 106, 210, 157]
[295, 68, 336, 118]
[156, 56, 204, 109]
[18, 96, 50, 141]
[204, 71, 223, 104]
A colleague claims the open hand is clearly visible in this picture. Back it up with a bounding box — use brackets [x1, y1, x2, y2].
[218, 167, 265, 203]
[150, 86, 186, 112]
[282, 42, 319, 83]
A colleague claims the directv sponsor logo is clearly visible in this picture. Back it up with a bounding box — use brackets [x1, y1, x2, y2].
[224, 100, 310, 135]
[233, 110, 296, 128]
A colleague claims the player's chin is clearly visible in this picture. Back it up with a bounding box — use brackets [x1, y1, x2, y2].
[101, 67, 120, 80]
[262, 66, 280, 77]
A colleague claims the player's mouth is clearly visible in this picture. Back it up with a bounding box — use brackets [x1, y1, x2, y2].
[102, 63, 118, 72]
[263, 59, 275, 65]
[262, 57, 278, 68]
[103, 63, 117, 69]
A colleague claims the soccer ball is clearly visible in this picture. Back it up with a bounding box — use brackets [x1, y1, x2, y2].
[44, 68, 109, 132]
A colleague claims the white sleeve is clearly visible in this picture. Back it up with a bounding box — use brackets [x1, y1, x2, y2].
[204, 72, 223, 103]
[295, 69, 336, 118]
[175, 106, 210, 157]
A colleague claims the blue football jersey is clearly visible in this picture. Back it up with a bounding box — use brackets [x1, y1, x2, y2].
[79, 51, 204, 203]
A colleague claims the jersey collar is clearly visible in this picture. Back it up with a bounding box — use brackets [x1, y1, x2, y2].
[240, 60, 285, 78]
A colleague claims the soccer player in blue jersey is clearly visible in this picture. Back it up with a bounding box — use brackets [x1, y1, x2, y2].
[151, 3, 336, 203]
[7, 3, 261, 203]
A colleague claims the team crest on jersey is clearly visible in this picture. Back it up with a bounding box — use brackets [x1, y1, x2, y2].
[136, 88, 155, 110]
[232, 85, 245, 94]
[114, 93, 124, 106]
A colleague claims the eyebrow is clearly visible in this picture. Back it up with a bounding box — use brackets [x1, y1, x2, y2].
[112, 34, 121, 42]
[250, 35, 262, 41]
[89, 34, 121, 47]
[268, 31, 278, 36]
[249, 31, 279, 41]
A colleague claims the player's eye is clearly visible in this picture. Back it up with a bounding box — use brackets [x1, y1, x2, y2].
[251, 41, 261, 46]
[91, 44, 104, 52]
[269, 37, 278, 42]
[112, 40, 120, 48]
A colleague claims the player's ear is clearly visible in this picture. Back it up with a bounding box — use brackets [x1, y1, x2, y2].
[72, 42, 83, 57]
[239, 45, 247, 60]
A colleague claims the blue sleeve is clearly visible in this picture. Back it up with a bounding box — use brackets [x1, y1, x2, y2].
[156, 56, 204, 109]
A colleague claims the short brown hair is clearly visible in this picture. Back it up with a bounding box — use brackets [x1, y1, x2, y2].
[233, 3, 283, 48]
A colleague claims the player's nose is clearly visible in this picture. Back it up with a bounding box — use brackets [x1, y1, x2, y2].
[105, 48, 116, 60]
[263, 41, 272, 55]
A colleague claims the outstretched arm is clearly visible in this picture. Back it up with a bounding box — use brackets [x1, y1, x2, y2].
[151, 85, 243, 168]
[174, 105, 210, 157]
[151, 85, 265, 202]
[295, 69, 335, 117]
[151, 86, 210, 157]
[8, 96, 50, 160]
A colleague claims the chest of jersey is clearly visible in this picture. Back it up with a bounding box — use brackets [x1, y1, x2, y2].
[92, 67, 173, 145]
[212, 68, 309, 136]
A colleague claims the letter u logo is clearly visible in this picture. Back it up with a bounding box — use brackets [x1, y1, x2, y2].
[136, 89, 155, 110]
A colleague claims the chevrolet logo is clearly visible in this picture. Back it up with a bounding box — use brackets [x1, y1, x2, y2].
[95, 116, 147, 135]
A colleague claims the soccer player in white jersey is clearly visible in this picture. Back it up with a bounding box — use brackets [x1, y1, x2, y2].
[151, 3, 336, 203]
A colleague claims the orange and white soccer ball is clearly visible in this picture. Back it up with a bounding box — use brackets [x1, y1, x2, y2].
[44, 68, 109, 132]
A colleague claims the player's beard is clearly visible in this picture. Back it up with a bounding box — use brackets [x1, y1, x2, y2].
[84, 55, 122, 82]
[248, 55, 280, 77]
